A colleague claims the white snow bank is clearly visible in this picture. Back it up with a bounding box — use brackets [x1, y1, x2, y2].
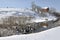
[0, 26, 60, 40]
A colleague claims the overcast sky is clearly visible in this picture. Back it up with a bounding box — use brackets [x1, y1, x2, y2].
[0, 0, 60, 10]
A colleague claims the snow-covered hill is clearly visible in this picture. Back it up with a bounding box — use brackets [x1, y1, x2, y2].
[0, 26, 60, 40]
[0, 8, 59, 40]
[0, 8, 57, 23]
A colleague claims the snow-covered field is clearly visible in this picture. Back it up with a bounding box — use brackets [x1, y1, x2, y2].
[0, 26, 60, 40]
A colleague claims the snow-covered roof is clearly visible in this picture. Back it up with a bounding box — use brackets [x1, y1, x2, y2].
[42, 7, 49, 9]
[0, 26, 60, 40]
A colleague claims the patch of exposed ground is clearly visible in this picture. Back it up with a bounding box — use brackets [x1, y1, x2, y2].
[0, 19, 60, 37]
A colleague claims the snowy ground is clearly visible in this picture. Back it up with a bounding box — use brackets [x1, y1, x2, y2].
[0, 26, 60, 40]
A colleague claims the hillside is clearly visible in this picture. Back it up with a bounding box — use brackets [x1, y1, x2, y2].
[0, 8, 58, 37]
